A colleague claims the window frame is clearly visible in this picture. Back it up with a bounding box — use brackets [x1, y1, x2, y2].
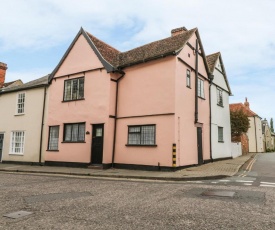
[218, 126, 224, 142]
[47, 126, 60, 151]
[197, 78, 204, 98]
[10, 131, 25, 155]
[16, 92, 26, 115]
[186, 69, 191, 88]
[126, 124, 157, 146]
[63, 77, 85, 102]
[217, 87, 223, 107]
[63, 122, 86, 143]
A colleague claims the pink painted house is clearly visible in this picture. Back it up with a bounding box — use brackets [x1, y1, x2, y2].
[45, 26, 211, 170]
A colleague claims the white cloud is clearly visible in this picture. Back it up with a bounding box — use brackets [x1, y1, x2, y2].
[1, 0, 275, 118]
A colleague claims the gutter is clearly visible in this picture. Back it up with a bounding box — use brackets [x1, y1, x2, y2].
[111, 69, 126, 168]
[39, 86, 47, 164]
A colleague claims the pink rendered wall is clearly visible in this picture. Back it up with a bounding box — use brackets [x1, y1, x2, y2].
[118, 57, 176, 117]
[114, 57, 176, 167]
[45, 70, 113, 163]
[55, 35, 103, 76]
[45, 35, 114, 164]
[175, 33, 210, 166]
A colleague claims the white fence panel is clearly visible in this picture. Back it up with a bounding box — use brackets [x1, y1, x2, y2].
[231, 142, 242, 158]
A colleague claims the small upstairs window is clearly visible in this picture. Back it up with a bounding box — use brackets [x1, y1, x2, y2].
[64, 77, 84, 101]
[217, 88, 223, 106]
[17, 92, 25, 114]
[197, 78, 204, 98]
[218, 127, 224, 142]
[186, 69, 191, 88]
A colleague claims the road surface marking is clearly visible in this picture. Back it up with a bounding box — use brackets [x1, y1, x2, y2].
[211, 182, 218, 184]
[244, 183, 252, 186]
[261, 182, 275, 185]
[219, 180, 230, 182]
[260, 184, 275, 188]
[235, 180, 254, 183]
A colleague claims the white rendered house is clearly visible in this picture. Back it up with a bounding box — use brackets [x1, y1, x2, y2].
[207, 52, 232, 160]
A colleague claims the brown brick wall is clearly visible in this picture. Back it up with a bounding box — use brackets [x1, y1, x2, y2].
[232, 133, 249, 155]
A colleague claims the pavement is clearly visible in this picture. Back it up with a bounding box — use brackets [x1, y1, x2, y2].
[0, 153, 255, 181]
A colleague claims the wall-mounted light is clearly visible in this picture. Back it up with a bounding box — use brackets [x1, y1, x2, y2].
[86, 131, 90, 135]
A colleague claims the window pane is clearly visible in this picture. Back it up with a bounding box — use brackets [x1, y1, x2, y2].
[64, 81, 72, 101]
[218, 127, 223, 141]
[129, 127, 140, 133]
[11, 131, 25, 154]
[78, 78, 84, 99]
[17, 93, 25, 114]
[72, 79, 78, 100]
[128, 133, 141, 144]
[65, 125, 72, 141]
[72, 124, 78, 141]
[48, 126, 59, 150]
[141, 126, 155, 145]
[78, 124, 85, 141]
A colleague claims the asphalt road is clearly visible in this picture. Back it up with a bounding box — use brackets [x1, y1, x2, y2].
[0, 153, 275, 229]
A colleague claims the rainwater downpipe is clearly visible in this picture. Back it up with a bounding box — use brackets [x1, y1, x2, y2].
[194, 39, 198, 124]
[39, 86, 47, 165]
[111, 70, 125, 168]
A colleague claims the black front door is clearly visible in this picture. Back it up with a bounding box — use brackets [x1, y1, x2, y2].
[197, 127, 203, 165]
[91, 124, 104, 164]
[0, 134, 4, 162]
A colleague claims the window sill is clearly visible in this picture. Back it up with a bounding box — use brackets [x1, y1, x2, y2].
[46, 150, 59, 152]
[218, 141, 224, 143]
[61, 141, 86, 143]
[9, 153, 24, 155]
[197, 96, 205, 100]
[62, 98, 85, 103]
[186, 86, 191, 89]
[125, 144, 157, 147]
[14, 113, 25, 116]
[217, 104, 224, 107]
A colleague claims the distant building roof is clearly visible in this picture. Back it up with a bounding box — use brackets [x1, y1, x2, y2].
[0, 75, 49, 94]
[229, 103, 259, 117]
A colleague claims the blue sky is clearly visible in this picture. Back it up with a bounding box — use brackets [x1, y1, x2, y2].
[1, 0, 275, 122]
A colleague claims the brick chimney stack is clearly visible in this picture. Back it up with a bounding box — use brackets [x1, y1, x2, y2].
[171, 27, 188, 37]
[244, 97, 250, 109]
[0, 62, 8, 88]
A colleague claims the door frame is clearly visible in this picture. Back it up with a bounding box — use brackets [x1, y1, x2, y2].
[197, 127, 203, 165]
[0, 133, 5, 162]
[91, 123, 104, 164]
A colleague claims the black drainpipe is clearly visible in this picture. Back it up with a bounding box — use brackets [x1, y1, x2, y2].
[111, 70, 125, 168]
[194, 39, 198, 124]
[209, 74, 214, 162]
[39, 86, 47, 165]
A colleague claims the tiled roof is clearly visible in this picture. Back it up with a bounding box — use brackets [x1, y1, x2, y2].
[206, 52, 220, 73]
[3, 80, 16, 87]
[86, 28, 197, 68]
[0, 75, 49, 93]
[117, 28, 197, 67]
[229, 103, 258, 117]
[86, 32, 120, 67]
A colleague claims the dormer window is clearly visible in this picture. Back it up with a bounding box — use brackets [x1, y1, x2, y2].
[63, 77, 84, 101]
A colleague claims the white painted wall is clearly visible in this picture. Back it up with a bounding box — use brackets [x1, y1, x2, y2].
[247, 116, 264, 153]
[211, 58, 232, 159]
[0, 87, 48, 163]
[231, 142, 242, 158]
